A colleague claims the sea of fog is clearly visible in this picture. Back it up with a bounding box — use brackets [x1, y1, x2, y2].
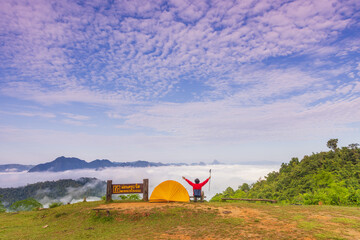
[0, 164, 279, 201]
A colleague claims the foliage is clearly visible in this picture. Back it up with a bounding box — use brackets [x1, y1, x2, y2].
[239, 183, 250, 192]
[9, 198, 43, 211]
[49, 202, 63, 208]
[0, 177, 106, 207]
[211, 140, 360, 206]
[0, 195, 5, 212]
[327, 139, 338, 151]
[348, 143, 359, 150]
[0, 200, 5, 213]
[118, 194, 141, 200]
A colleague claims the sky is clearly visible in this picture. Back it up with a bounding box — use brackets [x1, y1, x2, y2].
[1, 0, 360, 165]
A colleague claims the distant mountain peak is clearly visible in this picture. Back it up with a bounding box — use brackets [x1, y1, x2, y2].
[211, 160, 221, 165]
[28, 157, 88, 172]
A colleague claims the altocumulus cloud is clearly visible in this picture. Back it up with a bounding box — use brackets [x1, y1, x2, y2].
[1, 0, 359, 103]
[0, 0, 360, 164]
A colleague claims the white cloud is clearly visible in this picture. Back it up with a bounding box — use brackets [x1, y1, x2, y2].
[0, 110, 56, 119]
[62, 113, 90, 121]
[0, 165, 279, 199]
[1, 0, 359, 105]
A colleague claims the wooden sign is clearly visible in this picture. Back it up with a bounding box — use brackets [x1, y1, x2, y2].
[106, 179, 149, 202]
[112, 183, 143, 194]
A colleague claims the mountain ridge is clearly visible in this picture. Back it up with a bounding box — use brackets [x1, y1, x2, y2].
[0, 164, 34, 172]
[0, 157, 223, 173]
[25, 156, 220, 172]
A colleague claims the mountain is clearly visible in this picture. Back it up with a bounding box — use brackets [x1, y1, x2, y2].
[88, 159, 115, 168]
[2, 158, 220, 173]
[116, 160, 167, 168]
[28, 157, 90, 172]
[28, 156, 122, 172]
[27, 156, 171, 172]
[211, 160, 221, 165]
[0, 164, 34, 172]
[11, 156, 224, 173]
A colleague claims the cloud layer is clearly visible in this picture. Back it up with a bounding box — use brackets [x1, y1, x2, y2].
[0, 165, 278, 200]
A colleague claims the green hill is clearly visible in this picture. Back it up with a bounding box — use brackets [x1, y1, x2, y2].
[212, 139, 360, 205]
[0, 178, 106, 207]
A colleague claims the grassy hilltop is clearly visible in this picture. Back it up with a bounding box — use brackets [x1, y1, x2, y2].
[1, 200, 360, 239]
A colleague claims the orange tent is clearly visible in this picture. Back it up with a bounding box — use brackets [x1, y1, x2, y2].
[149, 180, 190, 203]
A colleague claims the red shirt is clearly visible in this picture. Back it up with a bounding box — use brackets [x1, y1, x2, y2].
[184, 177, 210, 190]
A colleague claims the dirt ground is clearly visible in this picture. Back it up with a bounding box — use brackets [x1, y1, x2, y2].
[97, 202, 280, 221]
[95, 202, 311, 239]
[94, 202, 360, 240]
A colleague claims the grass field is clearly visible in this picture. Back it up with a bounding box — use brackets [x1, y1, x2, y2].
[1, 200, 359, 239]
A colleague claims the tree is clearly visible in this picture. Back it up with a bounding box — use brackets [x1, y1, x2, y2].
[0, 195, 5, 212]
[0, 203, 5, 213]
[239, 183, 250, 192]
[0, 201, 5, 213]
[223, 187, 235, 197]
[327, 139, 338, 151]
[348, 143, 359, 150]
[211, 140, 360, 205]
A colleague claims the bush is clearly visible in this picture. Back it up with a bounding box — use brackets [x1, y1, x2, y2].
[9, 198, 43, 212]
[118, 194, 141, 200]
[49, 202, 63, 208]
[118, 195, 128, 200]
[209, 193, 224, 202]
[300, 182, 355, 206]
[128, 194, 141, 200]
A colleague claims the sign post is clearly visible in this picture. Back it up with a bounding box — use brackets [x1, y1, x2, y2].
[143, 178, 149, 201]
[106, 179, 149, 202]
[106, 180, 112, 202]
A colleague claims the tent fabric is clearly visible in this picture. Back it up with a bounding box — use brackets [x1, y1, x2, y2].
[149, 180, 190, 203]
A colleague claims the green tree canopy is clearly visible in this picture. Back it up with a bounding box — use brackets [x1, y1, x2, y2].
[0, 195, 5, 212]
[348, 143, 359, 150]
[327, 139, 338, 151]
[0, 201, 5, 213]
[239, 183, 250, 192]
[211, 140, 360, 206]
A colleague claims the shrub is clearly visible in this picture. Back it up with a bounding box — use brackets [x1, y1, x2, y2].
[210, 193, 224, 202]
[49, 202, 63, 208]
[9, 198, 43, 212]
[118, 194, 141, 200]
[119, 195, 128, 200]
[128, 194, 141, 200]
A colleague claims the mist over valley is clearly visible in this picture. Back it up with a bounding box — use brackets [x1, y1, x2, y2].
[0, 164, 278, 207]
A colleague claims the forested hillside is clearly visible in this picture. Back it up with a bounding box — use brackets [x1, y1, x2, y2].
[211, 139, 360, 205]
[0, 178, 106, 207]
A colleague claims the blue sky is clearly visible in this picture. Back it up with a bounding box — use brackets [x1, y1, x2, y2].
[0, 0, 360, 165]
